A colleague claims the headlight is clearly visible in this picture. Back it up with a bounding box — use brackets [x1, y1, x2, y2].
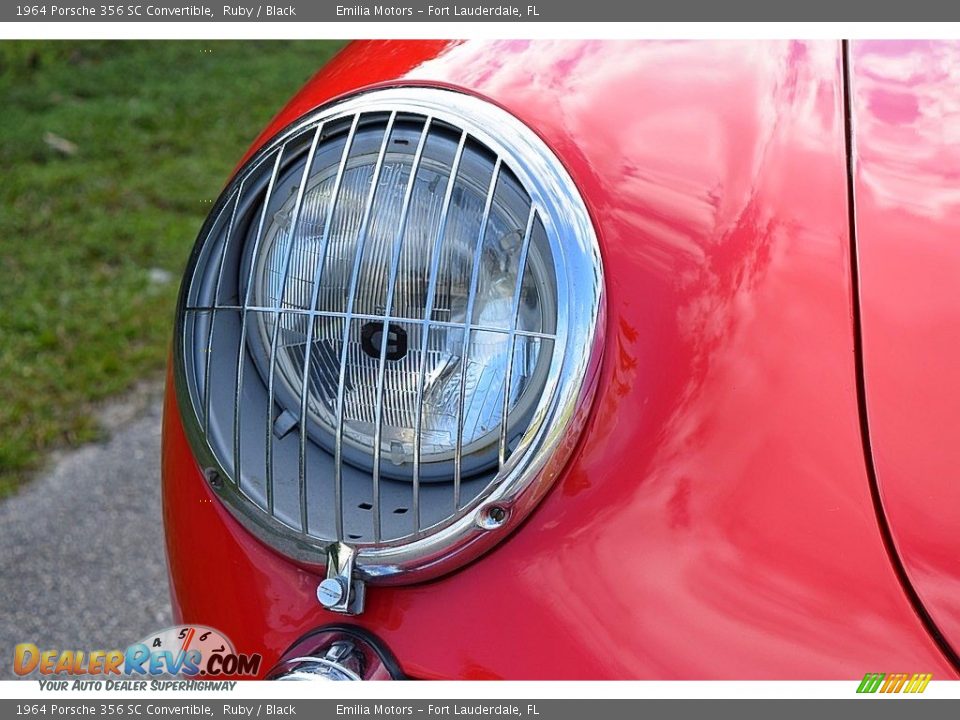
[248, 117, 553, 481]
[174, 88, 604, 599]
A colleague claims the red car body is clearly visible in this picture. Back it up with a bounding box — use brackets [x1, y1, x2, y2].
[163, 39, 960, 679]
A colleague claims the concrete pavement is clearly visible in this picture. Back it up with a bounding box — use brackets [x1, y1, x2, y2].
[0, 381, 172, 679]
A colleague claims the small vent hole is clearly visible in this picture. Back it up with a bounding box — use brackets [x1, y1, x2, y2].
[393, 507, 408, 515]
[358, 502, 373, 511]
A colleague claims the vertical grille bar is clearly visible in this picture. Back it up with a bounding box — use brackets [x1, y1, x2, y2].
[234, 147, 285, 496]
[295, 114, 362, 535]
[264, 122, 324, 515]
[498, 205, 537, 468]
[371, 117, 433, 541]
[203, 184, 242, 434]
[453, 157, 502, 509]
[329, 112, 396, 541]
[411, 130, 468, 534]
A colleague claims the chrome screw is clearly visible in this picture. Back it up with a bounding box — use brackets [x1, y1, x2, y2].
[317, 577, 347, 608]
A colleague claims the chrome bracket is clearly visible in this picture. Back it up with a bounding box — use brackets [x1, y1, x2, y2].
[316, 542, 365, 615]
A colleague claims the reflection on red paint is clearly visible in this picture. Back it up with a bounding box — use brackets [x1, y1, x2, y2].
[851, 39, 960, 657]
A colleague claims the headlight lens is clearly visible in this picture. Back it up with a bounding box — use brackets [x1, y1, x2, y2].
[174, 88, 603, 583]
[248, 123, 554, 480]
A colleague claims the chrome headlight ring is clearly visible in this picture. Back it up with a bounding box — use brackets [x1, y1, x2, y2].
[173, 87, 604, 598]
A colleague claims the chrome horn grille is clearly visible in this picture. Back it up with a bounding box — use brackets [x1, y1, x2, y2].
[174, 88, 604, 592]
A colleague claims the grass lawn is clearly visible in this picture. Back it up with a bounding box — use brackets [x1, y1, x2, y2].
[0, 40, 346, 496]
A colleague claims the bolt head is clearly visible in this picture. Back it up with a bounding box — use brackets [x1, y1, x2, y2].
[317, 578, 346, 608]
[477, 504, 508, 529]
[204, 468, 223, 490]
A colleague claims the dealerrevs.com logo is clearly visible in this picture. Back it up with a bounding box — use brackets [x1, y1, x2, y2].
[14, 625, 262, 685]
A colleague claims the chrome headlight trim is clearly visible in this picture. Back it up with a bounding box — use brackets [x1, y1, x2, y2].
[173, 87, 605, 585]
[266, 626, 404, 680]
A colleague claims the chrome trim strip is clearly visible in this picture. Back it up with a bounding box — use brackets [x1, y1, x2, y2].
[498, 204, 537, 469]
[370, 117, 432, 543]
[233, 147, 285, 498]
[264, 123, 324, 515]
[297, 113, 362, 535]
[203, 184, 242, 435]
[330, 112, 396, 543]
[187, 307, 555, 340]
[411, 130, 467, 536]
[453, 157, 502, 510]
